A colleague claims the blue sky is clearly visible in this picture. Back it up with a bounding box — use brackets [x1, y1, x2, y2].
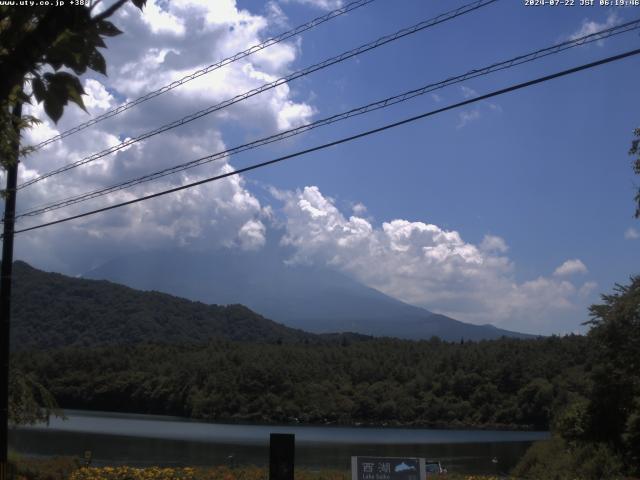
[10, 0, 640, 334]
[243, 0, 640, 328]
[241, 0, 640, 283]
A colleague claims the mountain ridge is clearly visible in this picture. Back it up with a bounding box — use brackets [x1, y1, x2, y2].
[9, 260, 340, 350]
[84, 247, 534, 341]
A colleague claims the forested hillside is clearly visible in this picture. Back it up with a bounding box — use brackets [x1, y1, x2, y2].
[14, 335, 589, 430]
[9, 261, 321, 349]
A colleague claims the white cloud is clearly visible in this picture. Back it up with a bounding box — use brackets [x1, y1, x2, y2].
[141, 1, 186, 35]
[7, 0, 599, 337]
[625, 227, 640, 240]
[457, 109, 480, 129]
[275, 96, 317, 130]
[352, 202, 367, 215]
[281, 0, 344, 10]
[266, 1, 289, 28]
[455, 87, 501, 126]
[480, 234, 508, 253]
[276, 186, 592, 333]
[554, 259, 588, 277]
[460, 85, 477, 99]
[570, 12, 620, 44]
[83, 79, 116, 111]
[238, 219, 267, 250]
[14, 0, 315, 273]
[579, 281, 598, 297]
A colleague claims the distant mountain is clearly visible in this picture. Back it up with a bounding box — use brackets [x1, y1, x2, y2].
[9, 261, 330, 350]
[85, 244, 533, 341]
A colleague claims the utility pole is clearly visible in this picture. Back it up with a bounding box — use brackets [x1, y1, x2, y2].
[0, 102, 22, 480]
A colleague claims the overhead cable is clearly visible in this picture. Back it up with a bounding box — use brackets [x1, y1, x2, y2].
[15, 17, 640, 220]
[17, 0, 498, 190]
[8, 47, 640, 237]
[29, 0, 377, 152]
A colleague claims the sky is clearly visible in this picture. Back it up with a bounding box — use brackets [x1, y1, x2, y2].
[6, 0, 640, 335]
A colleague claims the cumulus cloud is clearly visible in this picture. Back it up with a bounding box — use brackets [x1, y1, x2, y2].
[480, 234, 508, 253]
[579, 281, 598, 297]
[13, 0, 315, 273]
[238, 219, 267, 250]
[7, 0, 598, 336]
[553, 259, 588, 277]
[276, 185, 593, 333]
[141, 1, 186, 35]
[625, 227, 640, 240]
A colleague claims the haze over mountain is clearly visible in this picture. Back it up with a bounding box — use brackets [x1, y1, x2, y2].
[84, 242, 533, 341]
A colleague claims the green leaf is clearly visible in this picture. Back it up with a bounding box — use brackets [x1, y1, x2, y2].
[88, 50, 106, 75]
[49, 58, 63, 71]
[96, 20, 122, 37]
[43, 96, 64, 123]
[42, 71, 88, 120]
[68, 50, 88, 75]
[32, 76, 46, 103]
[56, 72, 87, 112]
[91, 31, 107, 49]
[67, 87, 86, 111]
[17, 115, 41, 130]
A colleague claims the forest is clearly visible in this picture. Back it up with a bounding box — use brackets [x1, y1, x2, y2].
[8, 261, 330, 349]
[13, 335, 589, 431]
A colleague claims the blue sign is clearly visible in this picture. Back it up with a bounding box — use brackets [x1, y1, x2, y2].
[351, 456, 426, 480]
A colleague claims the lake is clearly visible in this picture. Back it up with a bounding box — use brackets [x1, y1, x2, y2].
[9, 410, 549, 475]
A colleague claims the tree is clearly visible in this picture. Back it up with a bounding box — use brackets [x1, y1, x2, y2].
[515, 278, 640, 478]
[0, 1, 146, 474]
[0, 0, 146, 168]
[517, 377, 554, 429]
[631, 128, 640, 218]
[8, 364, 62, 426]
[584, 276, 640, 475]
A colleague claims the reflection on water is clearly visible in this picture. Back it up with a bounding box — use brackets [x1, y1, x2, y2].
[10, 410, 549, 475]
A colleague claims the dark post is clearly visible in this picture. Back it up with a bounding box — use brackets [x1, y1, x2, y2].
[269, 433, 294, 480]
[0, 102, 22, 480]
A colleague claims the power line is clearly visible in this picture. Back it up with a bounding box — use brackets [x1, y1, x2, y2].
[28, 0, 377, 152]
[8, 47, 640, 237]
[16, 0, 498, 190]
[14, 18, 640, 220]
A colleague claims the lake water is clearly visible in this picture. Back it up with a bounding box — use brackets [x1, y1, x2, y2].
[10, 410, 549, 475]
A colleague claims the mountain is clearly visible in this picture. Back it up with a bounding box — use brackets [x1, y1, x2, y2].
[84, 245, 533, 341]
[9, 261, 329, 350]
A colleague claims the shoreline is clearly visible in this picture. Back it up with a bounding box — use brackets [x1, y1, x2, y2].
[45, 407, 550, 434]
